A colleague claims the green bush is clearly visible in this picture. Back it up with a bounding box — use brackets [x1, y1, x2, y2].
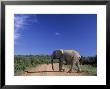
[14, 55, 51, 75]
[80, 55, 97, 66]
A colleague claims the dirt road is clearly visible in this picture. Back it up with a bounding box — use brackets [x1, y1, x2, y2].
[21, 63, 93, 76]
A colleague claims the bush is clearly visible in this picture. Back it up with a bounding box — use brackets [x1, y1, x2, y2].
[80, 55, 97, 67]
[14, 55, 51, 75]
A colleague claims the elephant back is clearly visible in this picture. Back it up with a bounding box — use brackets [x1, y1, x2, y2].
[63, 50, 81, 60]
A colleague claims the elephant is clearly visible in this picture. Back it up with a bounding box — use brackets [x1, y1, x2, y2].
[51, 49, 81, 73]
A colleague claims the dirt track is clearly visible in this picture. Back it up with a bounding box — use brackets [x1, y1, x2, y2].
[21, 63, 93, 76]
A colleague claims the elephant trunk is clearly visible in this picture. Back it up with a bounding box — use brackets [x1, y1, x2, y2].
[51, 55, 54, 71]
[51, 59, 54, 71]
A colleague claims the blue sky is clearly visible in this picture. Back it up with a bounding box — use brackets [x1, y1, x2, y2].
[14, 14, 97, 56]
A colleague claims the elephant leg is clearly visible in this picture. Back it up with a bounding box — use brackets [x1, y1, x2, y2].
[76, 60, 81, 72]
[59, 59, 65, 72]
[68, 59, 74, 73]
[64, 58, 67, 65]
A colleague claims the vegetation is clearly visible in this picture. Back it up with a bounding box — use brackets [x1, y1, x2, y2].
[80, 55, 97, 67]
[14, 55, 51, 75]
[80, 65, 97, 75]
[79, 55, 97, 75]
[14, 55, 97, 75]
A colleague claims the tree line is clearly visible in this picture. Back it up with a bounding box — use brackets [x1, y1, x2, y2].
[80, 55, 97, 67]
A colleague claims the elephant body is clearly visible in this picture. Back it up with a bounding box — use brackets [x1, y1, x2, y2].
[51, 49, 81, 73]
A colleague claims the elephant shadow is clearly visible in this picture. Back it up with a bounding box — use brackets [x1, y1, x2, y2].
[25, 70, 80, 73]
[25, 70, 61, 73]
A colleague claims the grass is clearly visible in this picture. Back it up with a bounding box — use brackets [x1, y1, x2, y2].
[14, 55, 50, 75]
[64, 64, 97, 75]
[80, 65, 97, 75]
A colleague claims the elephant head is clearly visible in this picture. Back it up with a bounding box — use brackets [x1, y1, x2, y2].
[51, 49, 64, 71]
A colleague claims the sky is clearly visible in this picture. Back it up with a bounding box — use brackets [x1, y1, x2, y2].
[14, 14, 97, 56]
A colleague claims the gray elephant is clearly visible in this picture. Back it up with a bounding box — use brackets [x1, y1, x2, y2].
[51, 49, 81, 73]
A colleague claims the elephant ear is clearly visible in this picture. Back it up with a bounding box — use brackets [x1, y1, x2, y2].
[60, 49, 64, 54]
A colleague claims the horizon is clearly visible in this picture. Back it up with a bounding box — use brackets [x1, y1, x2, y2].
[14, 14, 97, 56]
[14, 54, 97, 57]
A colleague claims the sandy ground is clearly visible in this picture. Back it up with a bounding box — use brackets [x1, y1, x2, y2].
[21, 63, 93, 76]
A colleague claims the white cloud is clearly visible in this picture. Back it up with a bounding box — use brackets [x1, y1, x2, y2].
[55, 32, 60, 36]
[14, 31, 20, 40]
[14, 15, 28, 41]
[14, 15, 28, 28]
[14, 14, 38, 43]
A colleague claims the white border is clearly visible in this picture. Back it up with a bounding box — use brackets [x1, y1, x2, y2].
[5, 5, 106, 85]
